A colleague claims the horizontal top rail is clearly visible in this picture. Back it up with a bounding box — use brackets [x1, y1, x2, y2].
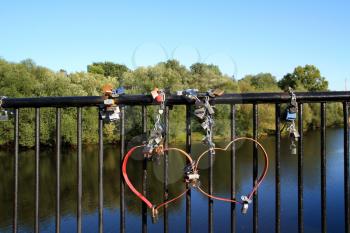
[2, 91, 350, 108]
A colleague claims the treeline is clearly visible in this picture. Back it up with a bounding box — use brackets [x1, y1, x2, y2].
[0, 58, 343, 147]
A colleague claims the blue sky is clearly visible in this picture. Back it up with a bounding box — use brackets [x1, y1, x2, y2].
[0, 0, 349, 90]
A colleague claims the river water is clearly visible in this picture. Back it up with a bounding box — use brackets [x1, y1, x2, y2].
[0, 128, 347, 233]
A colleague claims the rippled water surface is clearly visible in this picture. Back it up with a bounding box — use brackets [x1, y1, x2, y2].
[0, 128, 347, 233]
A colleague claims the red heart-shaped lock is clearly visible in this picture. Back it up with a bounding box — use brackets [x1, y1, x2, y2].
[122, 145, 194, 211]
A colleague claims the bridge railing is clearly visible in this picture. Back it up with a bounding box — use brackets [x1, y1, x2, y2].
[1, 91, 350, 233]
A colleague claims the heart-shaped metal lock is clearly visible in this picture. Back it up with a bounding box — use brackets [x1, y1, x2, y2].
[194, 137, 269, 213]
[122, 145, 195, 222]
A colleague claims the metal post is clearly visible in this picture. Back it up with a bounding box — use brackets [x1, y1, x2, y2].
[142, 106, 148, 233]
[298, 103, 304, 233]
[164, 106, 169, 233]
[343, 102, 350, 233]
[275, 104, 281, 233]
[231, 104, 236, 233]
[13, 108, 19, 233]
[56, 108, 61, 233]
[34, 108, 40, 233]
[77, 107, 82, 233]
[186, 105, 192, 233]
[98, 111, 104, 233]
[120, 106, 126, 233]
[253, 104, 259, 233]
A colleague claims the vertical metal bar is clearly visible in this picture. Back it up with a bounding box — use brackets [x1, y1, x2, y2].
[275, 104, 281, 233]
[120, 106, 126, 233]
[98, 110, 104, 233]
[253, 104, 259, 233]
[208, 125, 214, 233]
[77, 107, 82, 233]
[35, 108, 40, 233]
[142, 106, 148, 233]
[230, 104, 236, 233]
[13, 108, 19, 233]
[321, 103, 327, 233]
[343, 102, 350, 233]
[186, 105, 192, 233]
[56, 108, 61, 233]
[298, 103, 304, 233]
[163, 106, 169, 233]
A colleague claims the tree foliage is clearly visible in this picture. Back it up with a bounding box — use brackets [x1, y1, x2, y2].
[0, 58, 341, 147]
[278, 65, 329, 91]
[87, 62, 129, 81]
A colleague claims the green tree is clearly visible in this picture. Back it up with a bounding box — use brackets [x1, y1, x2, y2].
[278, 65, 328, 91]
[87, 62, 129, 80]
[239, 73, 279, 91]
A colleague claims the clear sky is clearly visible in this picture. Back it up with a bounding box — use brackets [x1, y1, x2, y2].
[0, 0, 349, 90]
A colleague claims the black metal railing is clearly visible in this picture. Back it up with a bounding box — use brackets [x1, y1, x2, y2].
[2, 91, 350, 233]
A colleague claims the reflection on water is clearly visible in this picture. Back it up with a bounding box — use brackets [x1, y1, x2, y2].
[0, 128, 347, 233]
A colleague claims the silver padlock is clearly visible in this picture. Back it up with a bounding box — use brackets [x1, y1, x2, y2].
[108, 111, 120, 121]
[104, 99, 114, 105]
[241, 203, 249, 214]
[290, 142, 297, 155]
[154, 136, 162, 144]
[194, 107, 206, 119]
[240, 196, 252, 214]
[201, 121, 209, 130]
[0, 111, 9, 121]
[291, 129, 300, 140]
[205, 102, 215, 115]
[151, 208, 159, 224]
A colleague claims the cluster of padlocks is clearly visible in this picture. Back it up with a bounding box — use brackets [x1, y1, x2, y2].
[284, 88, 300, 155]
[100, 85, 125, 122]
[142, 88, 166, 159]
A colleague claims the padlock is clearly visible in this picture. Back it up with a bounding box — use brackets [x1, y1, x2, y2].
[184, 162, 194, 174]
[241, 203, 249, 214]
[201, 121, 209, 130]
[0, 111, 9, 121]
[111, 87, 125, 97]
[154, 145, 164, 156]
[212, 88, 224, 96]
[290, 143, 297, 155]
[104, 99, 114, 106]
[240, 196, 252, 214]
[108, 111, 120, 121]
[187, 173, 200, 181]
[143, 145, 153, 155]
[100, 111, 107, 120]
[207, 89, 216, 98]
[154, 136, 162, 144]
[151, 208, 159, 224]
[290, 129, 300, 140]
[151, 88, 159, 99]
[176, 90, 183, 96]
[194, 107, 206, 119]
[204, 101, 215, 115]
[209, 147, 216, 155]
[286, 110, 297, 121]
[155, 95, 163, 103]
